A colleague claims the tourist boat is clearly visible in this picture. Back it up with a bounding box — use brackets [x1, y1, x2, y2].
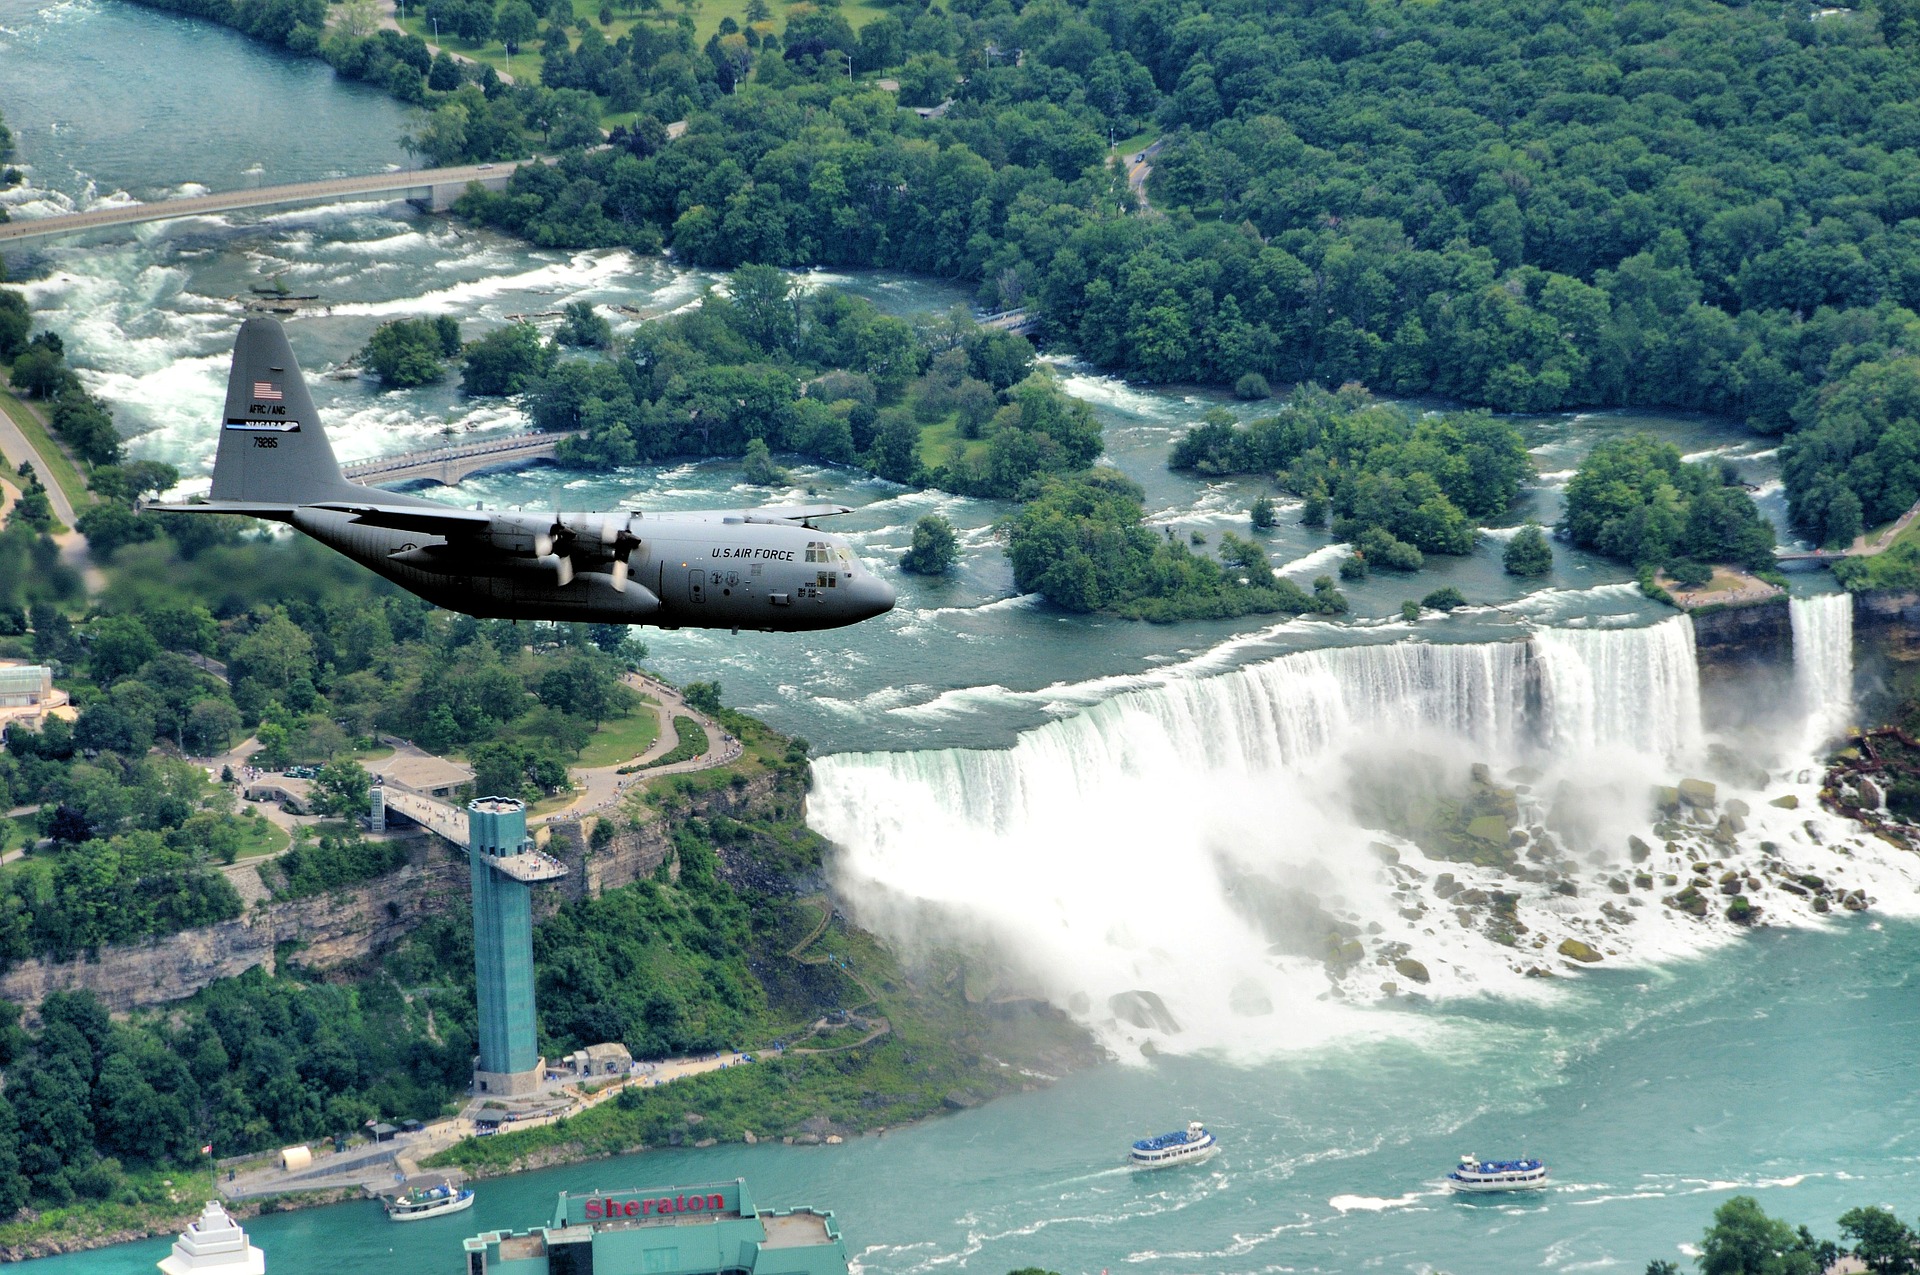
[385, 1181, 475, 1221]
[1448, 1154, 1549, 1192]
[1130, 1121, 1217, 1167]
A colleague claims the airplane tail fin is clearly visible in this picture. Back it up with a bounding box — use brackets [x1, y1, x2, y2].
[209, 318, 364, 505]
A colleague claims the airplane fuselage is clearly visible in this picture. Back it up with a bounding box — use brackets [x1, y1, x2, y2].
[145, 316, 896, 634]
[291, 506, 892, 630]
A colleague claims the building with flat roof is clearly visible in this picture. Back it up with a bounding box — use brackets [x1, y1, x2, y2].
[563, 1043, 633, 1077]
[0, 663, 67, 735]
[462, 1179, 849, 1275]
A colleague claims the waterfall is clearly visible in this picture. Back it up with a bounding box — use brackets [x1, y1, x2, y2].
[811, 617, 1711, 1058]
[1531, 617, 1703, 759]
[1791, 593, 1854, 745]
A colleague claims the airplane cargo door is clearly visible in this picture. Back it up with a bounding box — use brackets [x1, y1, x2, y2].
[688, 570, 705, 603]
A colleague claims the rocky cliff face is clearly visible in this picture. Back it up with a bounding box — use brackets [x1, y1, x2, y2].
[0, 768, 806, 1013]
[1690, 596, 1795, 731]
[0, 845, 470, 1015]
[1854, 590, 1920, 661]
[544, 769, 800, 904]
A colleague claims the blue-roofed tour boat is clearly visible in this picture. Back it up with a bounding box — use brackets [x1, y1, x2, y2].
[1448, 1154, 1549, 1193]
[1130, 1121, 1216, 1167]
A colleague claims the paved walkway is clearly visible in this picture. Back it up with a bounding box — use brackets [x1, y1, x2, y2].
[536, 672, 743, 821]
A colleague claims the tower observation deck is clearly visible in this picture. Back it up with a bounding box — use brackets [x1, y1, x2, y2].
[468, 796, 557, 1096]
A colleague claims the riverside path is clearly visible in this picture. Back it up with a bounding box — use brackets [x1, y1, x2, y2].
[0, 161, 528, 244]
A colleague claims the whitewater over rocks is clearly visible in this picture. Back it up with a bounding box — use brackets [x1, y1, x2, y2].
[811, 606, 1920, 1059]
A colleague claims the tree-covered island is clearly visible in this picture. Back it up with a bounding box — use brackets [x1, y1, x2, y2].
[1169, 384, 1533, 578]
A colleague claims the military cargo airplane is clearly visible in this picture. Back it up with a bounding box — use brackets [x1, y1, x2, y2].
[147, 318, 895, 632]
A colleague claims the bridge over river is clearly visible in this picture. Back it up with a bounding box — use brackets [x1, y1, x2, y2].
[0, 160, 528, 244]
[341, 429, 583, 487]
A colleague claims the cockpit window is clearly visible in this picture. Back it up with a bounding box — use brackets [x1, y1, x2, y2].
[805, 540, 830, 563]
[834, 545, 853, 565]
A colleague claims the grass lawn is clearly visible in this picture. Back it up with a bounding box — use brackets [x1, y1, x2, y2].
[1878, 510, 1920, 556]
[573, 706, 663, 768]
[234, 815, 291, 860]
[1113, 127, 1158, 158]
[916, 416, 986, 472]
[354, 744, 396, 762]
[3, 815, 35, 853]
[0, 381, 88, 526]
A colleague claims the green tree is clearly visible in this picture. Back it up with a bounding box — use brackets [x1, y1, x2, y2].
[901, 514, 959, 574]
[310, 762, 372, 818]
[1503, 523, 1553, 577]
[556, 300, 612, 348]
[741, 437, 789, 486]
[494, 0, 539, 53]
[1250, 494, 1277, 529]
[1699, 1196, 1819, 1275]
[362, 318, 452, 388]
[1837, 1206, 1918, 1275]
[463, 322, 555, 395]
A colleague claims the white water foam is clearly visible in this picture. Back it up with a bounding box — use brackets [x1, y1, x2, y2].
[813, 613, 1918, 1060]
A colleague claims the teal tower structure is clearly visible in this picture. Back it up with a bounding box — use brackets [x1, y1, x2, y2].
[468, 796, 563, 1096]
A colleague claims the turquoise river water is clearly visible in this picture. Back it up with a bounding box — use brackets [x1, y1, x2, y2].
[2, 3, 1916, 1271]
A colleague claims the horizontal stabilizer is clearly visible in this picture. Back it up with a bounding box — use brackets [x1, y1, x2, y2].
[740, 503, 854, 524]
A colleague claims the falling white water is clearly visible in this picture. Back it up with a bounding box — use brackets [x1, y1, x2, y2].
[811, 617, 1730, 1059]
[1791, 593, 1854, 746]
[1531, 618, 1703, 760]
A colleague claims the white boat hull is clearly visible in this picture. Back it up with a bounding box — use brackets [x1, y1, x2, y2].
[1448, 1176, 1549, 1193]
[387, 1192, 475, 1222]
[1130, 1140, 1218, 1168]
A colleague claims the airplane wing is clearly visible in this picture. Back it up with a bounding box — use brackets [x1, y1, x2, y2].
[739, 503, 855, 524]
[145, 499, 299, 518]
[312, 502, 496, 534]
[146, 498, 495, 535]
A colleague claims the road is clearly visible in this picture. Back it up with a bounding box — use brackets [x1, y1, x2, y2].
[0, 378, 99, 591]
[1126, 138, 1163, 211]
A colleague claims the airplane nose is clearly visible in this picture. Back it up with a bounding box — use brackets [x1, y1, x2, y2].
[848, 571, 895, 619]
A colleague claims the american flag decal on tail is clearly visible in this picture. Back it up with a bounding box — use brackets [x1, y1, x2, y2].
[253, 381, 283, 401]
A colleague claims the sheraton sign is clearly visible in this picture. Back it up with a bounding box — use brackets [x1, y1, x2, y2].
[565, 1183, 741, 1225]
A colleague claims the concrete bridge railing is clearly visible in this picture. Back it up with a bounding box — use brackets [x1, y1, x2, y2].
[342, 430, 582, 488]
[0, 161, 529, 245]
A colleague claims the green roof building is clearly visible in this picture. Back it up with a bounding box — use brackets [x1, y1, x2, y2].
[462, 1179, 850, 1275]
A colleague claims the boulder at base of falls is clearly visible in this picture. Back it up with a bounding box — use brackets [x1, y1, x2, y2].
[1467, 815, 1511, 846]
[1558, 938, 1603, 963]
[1393, 957, 1431, 984]
[1726, 896, 1759, 925]
[1628, 835, 1652, 862]
[1108, 990, 1182, 1034]
[1678, 778, 1718, 809]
